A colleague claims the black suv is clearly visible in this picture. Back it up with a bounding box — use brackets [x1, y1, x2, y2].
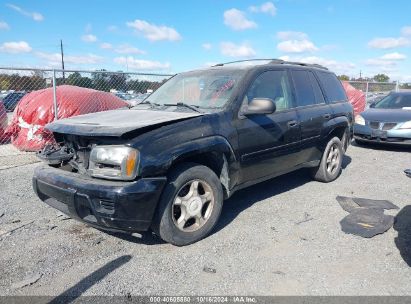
[33, 59, 353, 246]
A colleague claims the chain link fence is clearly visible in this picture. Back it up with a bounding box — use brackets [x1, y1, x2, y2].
[0, 68, 172, 165]
[0, 67, 409, 164]
[347, 80, 399, 105]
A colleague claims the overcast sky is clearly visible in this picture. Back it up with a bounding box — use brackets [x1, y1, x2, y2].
[0, 0, 411, 81]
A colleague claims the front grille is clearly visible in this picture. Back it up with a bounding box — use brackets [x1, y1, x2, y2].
[368, 121, 397, 130]
[382, 123, 397, 131]
[100, 200, 115, 210]
[369, 121, 380, 129]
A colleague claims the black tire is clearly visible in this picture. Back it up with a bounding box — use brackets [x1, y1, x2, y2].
[151, 163, 223, 246]
[311, 137, 343, 183]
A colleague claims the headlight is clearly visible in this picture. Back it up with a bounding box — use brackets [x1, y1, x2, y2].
[399, 120, 411, 129]
[355, 114, 365, 125]
[89, 146, 139, 180]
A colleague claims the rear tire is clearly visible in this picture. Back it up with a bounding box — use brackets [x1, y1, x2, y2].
[311, 137, 343, 183]
[152, 163, 223, 246]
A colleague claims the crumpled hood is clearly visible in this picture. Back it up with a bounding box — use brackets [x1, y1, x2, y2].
[361, 108, 411, 122]
[46, 108, 203, 137]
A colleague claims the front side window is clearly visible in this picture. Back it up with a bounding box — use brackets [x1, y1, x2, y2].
[145, 69, 246, 109]
[316, 71, 347, 103]
[245, 70, 293, 111]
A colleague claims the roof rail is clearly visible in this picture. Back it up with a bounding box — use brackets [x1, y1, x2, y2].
[212, 59, 283, 67]
[213, 58, 328, 70]
[281, 61, 328, 70]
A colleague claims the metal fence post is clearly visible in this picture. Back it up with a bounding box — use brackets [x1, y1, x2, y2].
[365, 82, 369, 103]
[52, 69, 58, 121]
[396, 81, 400, 92]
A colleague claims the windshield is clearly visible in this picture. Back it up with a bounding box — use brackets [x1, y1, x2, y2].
[143, 69, 245, 109]
[375, 94, 411, 109]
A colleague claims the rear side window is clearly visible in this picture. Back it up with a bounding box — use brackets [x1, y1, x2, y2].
[309, 73, 325, 104]
[316, 72, 347, 103]
[292, 70, 317, 107]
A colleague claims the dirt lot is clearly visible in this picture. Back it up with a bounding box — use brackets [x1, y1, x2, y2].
[0, 142, 410, 297]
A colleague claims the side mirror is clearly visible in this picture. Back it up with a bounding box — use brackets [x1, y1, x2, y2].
[243, 98, 276, 116]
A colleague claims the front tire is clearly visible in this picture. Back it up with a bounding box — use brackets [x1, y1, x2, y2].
[311, 137, 343, 183]
[152, 163, 223, 246]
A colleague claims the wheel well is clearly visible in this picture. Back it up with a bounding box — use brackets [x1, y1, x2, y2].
[170, 151, 230, 198]
[328, 125, 348, 150]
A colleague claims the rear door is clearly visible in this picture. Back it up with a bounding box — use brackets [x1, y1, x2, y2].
[291, 69, 333, 163]
[236, 69, 301, 183]
[315, 71, 353, 143]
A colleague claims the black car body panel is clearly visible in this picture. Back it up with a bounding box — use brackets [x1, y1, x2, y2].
[33, 61, 354, 233]
[47, 108, 203, 137]
[33, 166, 167, 231]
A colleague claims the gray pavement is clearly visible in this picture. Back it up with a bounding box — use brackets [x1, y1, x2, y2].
[0, 142, 410, 296]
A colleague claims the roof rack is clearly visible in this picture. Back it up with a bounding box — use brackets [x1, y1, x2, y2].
[213, 58, 328, 70]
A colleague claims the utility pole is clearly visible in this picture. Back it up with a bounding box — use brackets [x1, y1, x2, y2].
[60, 39, 65, 83]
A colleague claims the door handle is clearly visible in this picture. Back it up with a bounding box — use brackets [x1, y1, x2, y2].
[323, 113, 332, 120]
[287, 120, 299, 127]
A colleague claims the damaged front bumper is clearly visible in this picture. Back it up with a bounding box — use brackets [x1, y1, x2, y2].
[33, 166, 167, 232]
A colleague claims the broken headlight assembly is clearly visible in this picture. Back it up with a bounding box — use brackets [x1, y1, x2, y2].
[88, 146, 139, 181]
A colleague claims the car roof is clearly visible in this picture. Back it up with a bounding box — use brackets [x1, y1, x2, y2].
[191, 59, 331, 74]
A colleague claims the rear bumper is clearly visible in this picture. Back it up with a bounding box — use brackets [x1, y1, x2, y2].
[33, 166, 167, 232]
[354, 124, 411, 145]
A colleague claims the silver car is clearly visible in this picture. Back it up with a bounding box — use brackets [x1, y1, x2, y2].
[354, 92, 411, 145]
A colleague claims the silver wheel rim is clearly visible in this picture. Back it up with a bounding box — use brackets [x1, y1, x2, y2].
[172, 179, 215, 232]
[326, 143, 340, 175]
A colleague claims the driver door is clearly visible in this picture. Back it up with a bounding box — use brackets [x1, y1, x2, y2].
[235, 70, 301, 184]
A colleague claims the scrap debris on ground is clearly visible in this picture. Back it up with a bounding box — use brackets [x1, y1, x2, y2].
[336, 196, 399, 238]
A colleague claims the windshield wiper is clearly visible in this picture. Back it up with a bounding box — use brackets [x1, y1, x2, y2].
[163, 102, 204, 113]
[136, 100, 161, 107]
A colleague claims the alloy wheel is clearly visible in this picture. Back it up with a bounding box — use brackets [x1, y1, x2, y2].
[326, 143, 340, 174]
[172, 179, 215, 232]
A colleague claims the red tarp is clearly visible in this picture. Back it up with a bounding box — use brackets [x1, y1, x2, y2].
[342, 81, 366, 116]
[5, 85, 128, 151]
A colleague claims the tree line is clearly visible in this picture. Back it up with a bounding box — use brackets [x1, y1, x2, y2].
[0, 70, 169, 93]
[338, 73, 391, 83]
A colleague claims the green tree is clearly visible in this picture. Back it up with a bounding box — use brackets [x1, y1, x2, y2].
[338, 75, 350, 81]
[67, 72, 82, 85]
[66, 72, 93, 88]
[400, 83, 411, 89]
[109, 73, 128, 91]
[373, 74, 390, 83]
[92, 69, 110, 91]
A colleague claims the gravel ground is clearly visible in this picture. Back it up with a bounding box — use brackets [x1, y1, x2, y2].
[0, 144, 39, 170]
[0, 142, 410, 297]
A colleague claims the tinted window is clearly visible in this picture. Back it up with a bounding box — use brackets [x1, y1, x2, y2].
[246, 70, 293, 111]
[292, 70, 316, 107]
[309, 72, 325, 103]
[316, 72, 347, 103]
